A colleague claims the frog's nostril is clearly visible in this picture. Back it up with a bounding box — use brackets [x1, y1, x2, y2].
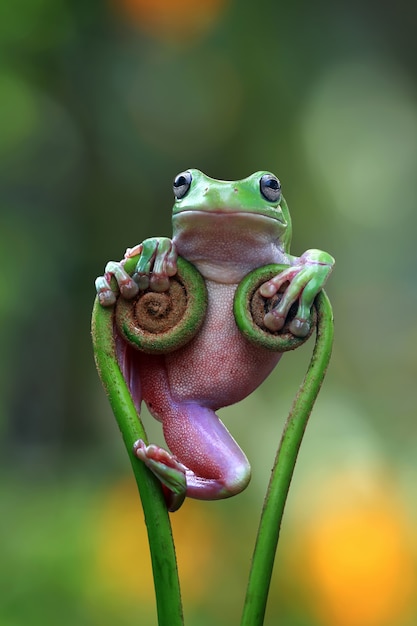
[234, 187, 239, 193]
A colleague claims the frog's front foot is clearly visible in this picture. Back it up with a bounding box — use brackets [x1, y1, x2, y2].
[95, 262, 139, 306]
[95, 237, 178, 307]
[133, 440, 187, 511]
[260, 250, 334, 337]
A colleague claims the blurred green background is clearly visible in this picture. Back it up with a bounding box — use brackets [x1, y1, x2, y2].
[1, 0, 417, 624]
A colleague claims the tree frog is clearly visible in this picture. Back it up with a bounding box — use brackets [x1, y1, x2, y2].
[95, 169, 334, 510]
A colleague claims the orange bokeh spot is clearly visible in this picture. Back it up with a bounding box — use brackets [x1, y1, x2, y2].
[113, 0, 229, 41]
[293, 472, 417, 626]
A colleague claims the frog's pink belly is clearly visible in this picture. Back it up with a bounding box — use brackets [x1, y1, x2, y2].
[165, 281, 282, 408]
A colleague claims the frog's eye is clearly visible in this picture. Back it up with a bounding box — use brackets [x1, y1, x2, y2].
[173, 171, 192, 199]
[260, 174, 281, 203]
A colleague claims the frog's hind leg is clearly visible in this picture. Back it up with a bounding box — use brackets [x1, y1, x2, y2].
[134, 400, 251, 510]
[163, 402, 251, 500]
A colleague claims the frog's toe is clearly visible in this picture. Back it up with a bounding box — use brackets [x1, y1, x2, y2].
[95, 276, 116, 306]
[119, 278, 139, 299]
[263, 310, 286, 332]
[131, 272, 170, 292]
[104, 261, 139, 299]
[133, 440, 187, 511]
[132, 272, 150, 290]
[289, 317, 311, 337]
[133, 440, 183, 468]
[149, 273, 171, 292]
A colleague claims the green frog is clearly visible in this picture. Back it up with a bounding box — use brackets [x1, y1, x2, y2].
[95, 169, 334, 510]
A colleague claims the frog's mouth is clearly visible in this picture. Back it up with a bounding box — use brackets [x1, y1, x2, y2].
[173, 207, 286, 226]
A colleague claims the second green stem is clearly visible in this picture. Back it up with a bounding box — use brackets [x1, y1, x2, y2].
[241, 290, 334, 626]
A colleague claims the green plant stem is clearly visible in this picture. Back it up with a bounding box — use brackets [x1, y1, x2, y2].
[91, 298, 184, 626]
[241, 290, 334, 626]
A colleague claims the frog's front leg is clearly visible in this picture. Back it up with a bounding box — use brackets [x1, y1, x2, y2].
[260, 249, 335, 337]
[133, 400, 251, 512]
[95, 237, 178, 306]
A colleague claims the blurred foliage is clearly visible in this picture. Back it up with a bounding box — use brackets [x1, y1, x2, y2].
[1, 0, 417, 624]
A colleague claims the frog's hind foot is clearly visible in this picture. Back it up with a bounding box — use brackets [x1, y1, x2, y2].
[133, 440, 187, 511]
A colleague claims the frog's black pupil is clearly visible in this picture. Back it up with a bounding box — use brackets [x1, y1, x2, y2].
[260, 174, 281, 202]
[175, 175, 186, 187]
[173, 171, 192, 199]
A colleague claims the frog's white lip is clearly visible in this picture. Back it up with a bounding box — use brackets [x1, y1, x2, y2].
[173, 208, 285, 225]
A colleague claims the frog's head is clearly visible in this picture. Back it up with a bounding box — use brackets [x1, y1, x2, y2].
[171, 169, 292, 282]
[172, 169, 292, 250]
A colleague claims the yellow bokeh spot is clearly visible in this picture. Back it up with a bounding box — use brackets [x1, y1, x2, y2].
[92, 475, 221, 607]
[292, 471, 416, 626]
